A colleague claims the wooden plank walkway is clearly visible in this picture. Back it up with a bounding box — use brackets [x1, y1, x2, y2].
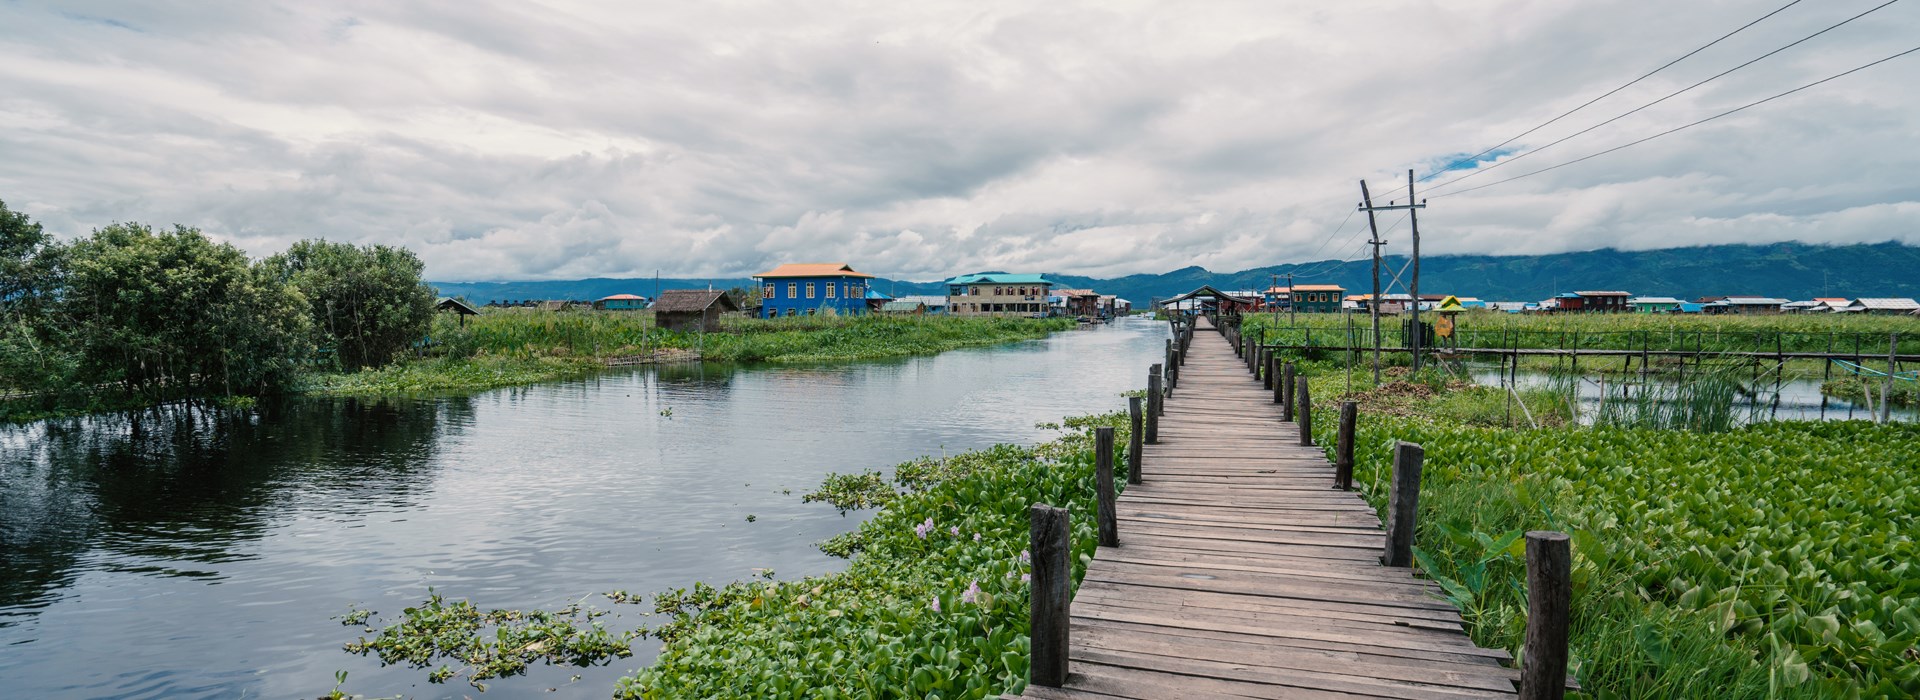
[1009, 317, 1519, 700]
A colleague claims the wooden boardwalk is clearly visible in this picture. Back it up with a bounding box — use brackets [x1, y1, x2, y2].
[1009, 318, 1520, 700]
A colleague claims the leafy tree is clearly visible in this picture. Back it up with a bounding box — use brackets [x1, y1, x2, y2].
[61, 223, 311, 400]
[0, 199, 72, 392]
[265, 240, 436, 370]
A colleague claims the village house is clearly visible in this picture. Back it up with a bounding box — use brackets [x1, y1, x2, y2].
[435, 297, 480, 326]
[1263, 286, 1290, 310]
[1843, 298, 1920, 315]
[1573, 291, 1631, 313]
[1054, 289, 1103, 318]
[946, 273, 1055, 317]
[1719, 296, 1788, 315]
[1630, 296, 1683, 313]
[653, 289, 739, 332]
[594, 294, 649, 311]
[895, 295, 948, 314]
[1290, 284, 1345, 313]
[753, 263, 874, 317]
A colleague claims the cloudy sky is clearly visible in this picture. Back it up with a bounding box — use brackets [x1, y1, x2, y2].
[2, 0, 1916, 281]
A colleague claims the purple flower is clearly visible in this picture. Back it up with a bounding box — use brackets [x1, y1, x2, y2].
[1020, 573, 1031, 583]
[914, 517, 934, 540]
[949, 526, 960, 536]
[961, 580, 981, 604]
[929, 595, 941, 612]
[972, 533, 981, 542]
[1019, 549, 1030, 564]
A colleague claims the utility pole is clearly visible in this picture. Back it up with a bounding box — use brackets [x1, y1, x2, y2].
[1359, 180, 1385, 385]
[1286, 272, 1295, 327]
[1360, 174, 1428, 374]
[1271, 273, 1279, 327]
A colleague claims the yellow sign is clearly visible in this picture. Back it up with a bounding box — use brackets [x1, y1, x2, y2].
[1435, 315, 1455, 338]
[1436, 295, 1467, 313]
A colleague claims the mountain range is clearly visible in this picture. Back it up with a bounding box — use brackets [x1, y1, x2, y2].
[430, 241, 1920, 306]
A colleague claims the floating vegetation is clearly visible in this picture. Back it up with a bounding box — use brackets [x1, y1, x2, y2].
[341, 592, 642, 691]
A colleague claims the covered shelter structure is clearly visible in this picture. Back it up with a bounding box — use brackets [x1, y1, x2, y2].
[435, 297, 480, 326]
[1159, 285, 1259, 316]
[653, 289, 739, 332]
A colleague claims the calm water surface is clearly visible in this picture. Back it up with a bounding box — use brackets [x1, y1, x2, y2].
[0, 319, 1167, 699]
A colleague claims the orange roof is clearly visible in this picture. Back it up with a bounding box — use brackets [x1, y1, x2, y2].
[1265, 286, 1290, 294]
[1292, 284, 1346, 291]
[753, 263, 875, 279]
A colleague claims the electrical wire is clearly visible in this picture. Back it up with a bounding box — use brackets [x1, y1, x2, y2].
[1420, 0, 1810, 181]
[1428, 44, 1920, 199]
[1427, 0, 1901, 194]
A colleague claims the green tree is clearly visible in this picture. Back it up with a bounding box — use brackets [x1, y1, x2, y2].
[266, 240, 436, 370]
[0, 199, 73, 393]
[61, 223, 311, 400]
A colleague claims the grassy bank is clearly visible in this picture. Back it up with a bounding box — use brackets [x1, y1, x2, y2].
[5, 313, 1076, 414]
[1254, 310, 1918, 356]
[303, 312, 1073, 395]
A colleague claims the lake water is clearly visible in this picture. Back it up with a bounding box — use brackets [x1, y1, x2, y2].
[0, 318, 1167, 699]
[1466, 364, 1920, 424]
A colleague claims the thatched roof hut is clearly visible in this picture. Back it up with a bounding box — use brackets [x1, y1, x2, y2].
[654, 290, 739, 332]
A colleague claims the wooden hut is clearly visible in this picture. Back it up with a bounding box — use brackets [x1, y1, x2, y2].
[654, 289, 739, 332]
[435, 297, 480, 326]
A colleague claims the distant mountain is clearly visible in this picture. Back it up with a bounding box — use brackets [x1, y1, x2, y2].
[432, 242, 1920, 305]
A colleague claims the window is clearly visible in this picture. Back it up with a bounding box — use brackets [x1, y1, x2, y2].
[806, 283, 816, 299]
[787, 283, 797, 298]
[848, 283, 861, 297]
[950, 285, 964, 296]
[786, 308, 796, 316]
[826, 283, 836, 299]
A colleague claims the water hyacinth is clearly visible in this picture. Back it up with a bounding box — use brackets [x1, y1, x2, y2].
[928, 595, 940, 613]
[972, 532, 981, 542]
[948, 526, 960, 536]
[961, 580, 981, 604]
[913, 517, 934, 539]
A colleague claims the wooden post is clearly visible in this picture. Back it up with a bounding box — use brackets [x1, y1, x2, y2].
[1281, 362, 1296, 420]
[1029, 503, 1072, 688]
[1885, 333, 1899, 424]
[1382, 441, 1423, 567]
[1335, 401, 1357, 490]
[1096, 427, 1118, 548]
[1519, 531, 1571, 700]
[1127, 396, 1143, 485]
[1146, 366, 1163, 444]
[1296, 376, 1313, 447]
[1271, 355, 1285, 404]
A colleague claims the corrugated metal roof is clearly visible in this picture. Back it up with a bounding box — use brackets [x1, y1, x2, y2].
[880, 301, 924, 311]
[1855, 298, 1920, 310]
[754, 263, 875, 279]
[653, 289, 738, 313]
[1291, 284, 1345, 291]
[1630, 297, 1684, 304]
[1575, 291, 1631, 297]
[598, 294, 646, 301]
[1726, 297, 1788, 305]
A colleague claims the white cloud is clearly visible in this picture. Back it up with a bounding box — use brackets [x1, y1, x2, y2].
[0, 0, 1915, 281]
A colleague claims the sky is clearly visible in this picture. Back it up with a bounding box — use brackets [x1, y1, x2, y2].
[1, 0, 1916, 282]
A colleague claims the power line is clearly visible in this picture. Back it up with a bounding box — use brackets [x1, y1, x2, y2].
[1429, 44, 1920, 199]
[1427, 0, 1902, 194]
[1420, 0, 1810, 181]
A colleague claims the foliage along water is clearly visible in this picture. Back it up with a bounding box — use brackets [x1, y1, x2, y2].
[0, 317, 1168, 699]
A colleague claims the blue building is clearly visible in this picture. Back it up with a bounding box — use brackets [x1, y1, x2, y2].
[754, 263, 875, 317]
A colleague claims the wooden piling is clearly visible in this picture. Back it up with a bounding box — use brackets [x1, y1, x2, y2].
[1885, 333, 1899, 424]
[1382, 441, 1423, 567]
[1335, 401, 1357, 491]
[1146, 366, 1163, 444]
[1296, 376, 1313, 447]
[1029, 503, 1072, 688]
[1281, 362, 1296, 420]
[1096, 427, 1118, 548]
[1519, 531, 1571, 700]
[1127, 396, 1143, 485]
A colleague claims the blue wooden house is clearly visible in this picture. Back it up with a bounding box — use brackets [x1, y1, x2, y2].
[753, 263, 875, 317]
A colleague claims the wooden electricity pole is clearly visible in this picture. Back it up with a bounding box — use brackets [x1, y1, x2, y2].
[1359, 180, 1385, 385]
[1360, 174, 1427, 374]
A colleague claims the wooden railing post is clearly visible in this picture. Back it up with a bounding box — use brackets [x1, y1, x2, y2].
[1096, 427, 1118, 548]
[1520, 531, 1572, 700]
[1146, 365, 1163, 443]
[1029, 503, 1071, 687]
[1281, 362, 1296, 420]
[1265, 352, 1277, 392]
[1170, 348, 1182, 388]
[1296, 376, 1313, 446]
[1335, 401, 1357, 490]
[1382, 441, 1423, 567]
[1127, 396, 1143, 484]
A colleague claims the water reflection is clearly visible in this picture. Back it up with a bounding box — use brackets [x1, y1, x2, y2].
[1467, 365, 1919, 425]
[0, 319, 1166, 699]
